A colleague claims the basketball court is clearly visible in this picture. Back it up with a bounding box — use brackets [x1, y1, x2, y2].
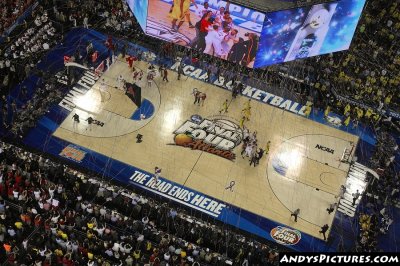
[52, 58, 358, 241]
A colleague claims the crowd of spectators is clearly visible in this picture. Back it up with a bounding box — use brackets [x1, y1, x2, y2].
[0, 4, 61, 92]
[7, 79, 65, 138]
[10, 10, 56, 58]
[0, 0, 33, 36]
[0, 141, 281, 265]
[0, 1, 65, 132]
[356, 127, 399, 252]
[0, 0, 399, 261]
[304, 0, 400, 125]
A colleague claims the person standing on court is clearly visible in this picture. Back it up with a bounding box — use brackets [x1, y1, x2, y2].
[72, 114, 80, 131]
[86, 117, 94, 131]
[239, 116, 246, 128]
[200, 92, 207, 106]
[256, 148, 264, 165]
[177, 63, 184, 80]
[335, 185, 346, 199]
[163, 68, 169, 82]
[99, 79, 107, 102]
[291, 208, 300, 222]
[219, 99, 229, 113]
[193, 91, 201, 105]
[249, 153, 257, 167]
[326, 203, 337, 214]
[126, 55, 136, 70]
[265, 141, 271, 155]
[116, 74, 124, 90]
[244, 143, 254, 159]
[154, 167, 162, 185]
[319, 224, 329, 240]
[159, 65, 164, 78]
[147, 72, 154, 87]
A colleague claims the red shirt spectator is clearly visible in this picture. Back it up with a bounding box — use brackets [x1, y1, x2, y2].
[91, 51, 99, 63]
[34, 215, 42, 227]
[15, 172, 22, 185]
[200, 19, 212, 32]
[7, 187, 14, 198]
[20, 213, 32, 225]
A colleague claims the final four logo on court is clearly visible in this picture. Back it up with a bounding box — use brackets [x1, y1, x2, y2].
[270, 226, 301, 245]
[172, 115, 243, 160]
[59, 144, 87, 163]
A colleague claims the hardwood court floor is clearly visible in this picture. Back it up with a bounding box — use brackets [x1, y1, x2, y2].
[54, 58, 358, 240]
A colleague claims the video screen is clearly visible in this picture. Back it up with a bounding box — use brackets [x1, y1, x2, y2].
[254, 0, 366, 68]
[127, 0, 149, 30]
[145, 0, 265, 68]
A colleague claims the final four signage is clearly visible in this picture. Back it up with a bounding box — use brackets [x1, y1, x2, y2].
[56, 68, 99, 112]
[270, 226, 301, 245]
[173, 115, 243, 160]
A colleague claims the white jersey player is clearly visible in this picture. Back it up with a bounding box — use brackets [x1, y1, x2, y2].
[99, 79, 107, 102]
[221, 29, 238, 59]
[116, 74, 124, 90]
[204, 25, 224, 57]
[245, 144, 254, 158]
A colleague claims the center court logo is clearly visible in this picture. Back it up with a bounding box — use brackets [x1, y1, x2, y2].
[270, 226, 301, 245]
[172, 115, 243, 160]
